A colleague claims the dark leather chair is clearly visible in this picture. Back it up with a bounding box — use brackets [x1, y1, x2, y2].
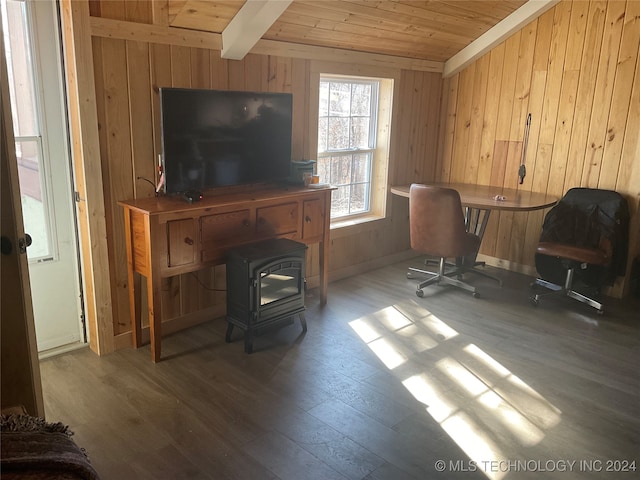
[408, 184, 481, 298]
[530, 187, 629, 314]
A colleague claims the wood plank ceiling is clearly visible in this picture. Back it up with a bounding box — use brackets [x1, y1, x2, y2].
[168, 0, 528, 62]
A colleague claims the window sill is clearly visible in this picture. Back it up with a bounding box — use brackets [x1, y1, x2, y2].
[330, 214, 388, 238]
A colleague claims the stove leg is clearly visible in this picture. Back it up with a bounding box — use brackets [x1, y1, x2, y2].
[244, 331, 254, 354]
[225, 322, 234, 343]
[299, 312, 307, 333]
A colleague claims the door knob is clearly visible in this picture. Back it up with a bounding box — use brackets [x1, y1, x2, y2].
[18, 234, 32, 254]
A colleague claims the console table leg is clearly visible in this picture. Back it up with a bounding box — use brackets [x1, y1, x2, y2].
[299, 312, 307, 332]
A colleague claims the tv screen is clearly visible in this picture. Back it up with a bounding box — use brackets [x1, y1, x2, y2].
[159, 88, 293, 194]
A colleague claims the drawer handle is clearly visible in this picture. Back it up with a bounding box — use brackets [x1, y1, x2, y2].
[184, 237, 194, 245]
[243, 219, 250, 227]
[305, 216, 312, 223]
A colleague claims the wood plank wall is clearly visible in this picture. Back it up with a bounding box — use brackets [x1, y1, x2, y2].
[87, 2, 442, 337]
[437, 0, 640, 295]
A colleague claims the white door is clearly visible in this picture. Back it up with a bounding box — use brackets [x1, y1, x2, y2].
[2, 0, 84, 353]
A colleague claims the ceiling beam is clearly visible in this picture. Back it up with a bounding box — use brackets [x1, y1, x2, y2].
[443, 0, 561, 78]
[251, 39, 443, 73]
[222, 0, 292, 60]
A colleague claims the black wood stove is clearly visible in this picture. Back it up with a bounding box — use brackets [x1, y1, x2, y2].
[225, 238, 307, 353]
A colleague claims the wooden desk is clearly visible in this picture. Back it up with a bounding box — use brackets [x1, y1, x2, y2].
[391, 183, 557, 285]
[391, 183, 557, 210]
[391, 183, 557, 239]
[119, 185, 333, 362]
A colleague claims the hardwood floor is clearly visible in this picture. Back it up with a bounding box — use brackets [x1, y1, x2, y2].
[40, 258, 640, 479]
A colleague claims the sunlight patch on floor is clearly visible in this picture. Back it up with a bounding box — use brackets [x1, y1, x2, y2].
[348, 302, 563, 480]
[349, 318, 383, 343]
[367, 338, 407, 369]
[402, 374, 457, 423]
[373, 305, 414, 330]
[395, 324, 439, 351]
[463, 344, 510, 377]
[441, 413, 508, 480]
[418, 314, 459, 341]
[437, 357, 488, 396]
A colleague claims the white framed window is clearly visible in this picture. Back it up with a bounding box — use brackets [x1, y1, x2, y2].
[317, 76, 384, 219]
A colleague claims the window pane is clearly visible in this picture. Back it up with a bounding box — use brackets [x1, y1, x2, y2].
[331, 186, 350, 217]
[16, 140, 52, 259]
[317, 157, 330, 181]
[329, 83, 351, 116]
[352, 153, 370, 183]
[351, 83, 371, 116]
[328, 117, 349, 150]
[317, 117, 328, 152]
[330, 154, 352, 186]
[350, 117, 370, 148]
[350, 183, 369, 214]
[319, 81, 329, 116]
[2, 0, 38, 136]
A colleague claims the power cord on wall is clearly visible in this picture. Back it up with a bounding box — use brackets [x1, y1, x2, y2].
[136, 176, 161, 196]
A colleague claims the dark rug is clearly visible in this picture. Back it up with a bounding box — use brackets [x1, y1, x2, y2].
[1, 414, 100, 480]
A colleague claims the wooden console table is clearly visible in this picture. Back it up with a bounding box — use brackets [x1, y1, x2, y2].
[119, 185, 333, 362]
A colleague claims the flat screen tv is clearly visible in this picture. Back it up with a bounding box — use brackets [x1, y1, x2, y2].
[159, 87, 293, 194]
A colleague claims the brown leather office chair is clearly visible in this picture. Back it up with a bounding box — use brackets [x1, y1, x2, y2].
[530, 188, 629, 314]
[408, 184, 481, 298]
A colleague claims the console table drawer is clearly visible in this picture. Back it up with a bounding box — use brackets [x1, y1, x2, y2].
[256, 202, 298, 236]
[167, 219, 196, 267]
[201, 209, 252, 242]
[302, 198, 325, 241]
[200, 209, 253, 263]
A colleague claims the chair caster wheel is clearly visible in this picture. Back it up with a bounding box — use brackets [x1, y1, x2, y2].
[530, 297, 539, 307]
[407, 272, 412, 279]
[597, 309, 604, 316]
[472, 292, 479, 298]
[416, 289, 424, 298]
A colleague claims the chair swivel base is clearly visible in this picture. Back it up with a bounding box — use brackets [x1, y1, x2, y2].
[423, 258, 502, 287]
[409, 258, 479, 298]
[465, 261, 503, 287]
[529, 268, 604, 315]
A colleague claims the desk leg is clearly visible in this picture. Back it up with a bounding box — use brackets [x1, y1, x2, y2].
[465, 207, 491, 239]
[129, 274, 142, 348]
[462, 208, 502, 286]
[147, 271, 162, 362]
[123, 208, 142, 348]
[319, 191, 332, 306]
[319, 240, 328, 306]
[144, 217, 162, 362]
